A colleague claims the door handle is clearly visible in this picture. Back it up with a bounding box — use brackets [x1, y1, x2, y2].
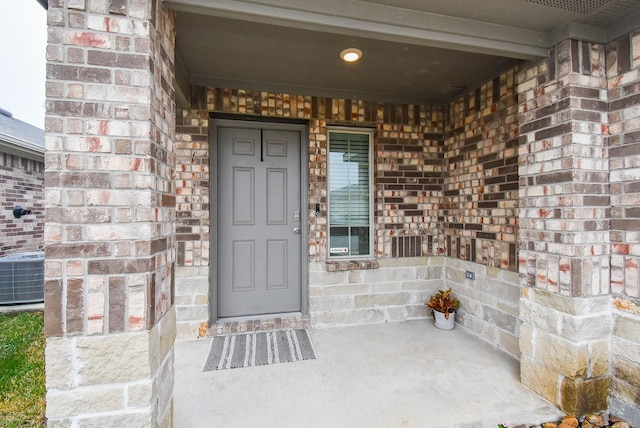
[292, 227, 301, 234]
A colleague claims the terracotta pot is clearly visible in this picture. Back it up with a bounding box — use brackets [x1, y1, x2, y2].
[433, 310, 455, 330]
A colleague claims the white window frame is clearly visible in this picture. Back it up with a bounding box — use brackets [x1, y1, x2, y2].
[327, 127, 374, 259]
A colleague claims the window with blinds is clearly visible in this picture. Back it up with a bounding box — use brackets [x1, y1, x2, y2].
[328, 129, 373, 258]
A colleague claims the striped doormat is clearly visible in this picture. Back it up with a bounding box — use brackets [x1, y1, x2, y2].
[203, 329, 317, 371]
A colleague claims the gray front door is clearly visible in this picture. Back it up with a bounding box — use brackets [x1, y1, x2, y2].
[217, 126, 302, 318]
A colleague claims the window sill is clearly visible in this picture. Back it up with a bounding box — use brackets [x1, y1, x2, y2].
[325, 259, 379, 271]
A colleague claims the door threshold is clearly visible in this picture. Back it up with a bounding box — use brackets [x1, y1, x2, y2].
[210, 312, 309, 336]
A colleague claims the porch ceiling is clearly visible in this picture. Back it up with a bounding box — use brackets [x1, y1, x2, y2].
[165, 0, 640, 107]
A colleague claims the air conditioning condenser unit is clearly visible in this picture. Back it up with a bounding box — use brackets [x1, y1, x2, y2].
[0, 251, 44, 305]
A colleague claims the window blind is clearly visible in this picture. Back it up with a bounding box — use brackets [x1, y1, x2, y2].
[328, 131, 371, 257]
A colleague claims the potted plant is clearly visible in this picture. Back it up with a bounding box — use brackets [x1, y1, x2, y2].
[425, 288, 460, 330]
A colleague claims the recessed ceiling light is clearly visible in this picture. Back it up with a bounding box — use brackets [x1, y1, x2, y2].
[340, 48, 362, 63]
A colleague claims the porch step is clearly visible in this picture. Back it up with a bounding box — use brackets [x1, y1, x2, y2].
[209, 313, 309, 336]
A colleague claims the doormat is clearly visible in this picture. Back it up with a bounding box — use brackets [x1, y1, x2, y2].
[203, 329, 317, 371]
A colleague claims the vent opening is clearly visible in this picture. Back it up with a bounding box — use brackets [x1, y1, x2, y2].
[522, 0, 614, 14]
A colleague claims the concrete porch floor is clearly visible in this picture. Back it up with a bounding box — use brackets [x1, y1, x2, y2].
[174, 320, 564, 428]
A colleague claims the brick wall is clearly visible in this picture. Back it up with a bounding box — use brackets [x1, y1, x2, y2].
[44, 0, 176, 337]
[175, 87, 209, 268]
[44, 0, 176, 425]
[442, 69, 520, 272]
[518, 39, 612, 415]
[174, 88, 446, 334]
[146, 0, 177, 328]
[176, 88, 444, 266]
[173, 89, 209, 336]
[516, 32, 640, 416]
[0, 152, 44, 256]
[609, 31, 640, 299]
[519, 39, 610, 298]
[174, 81, 527, 338]
[608, 29, 640, 425]
[437, 69, 522, 357]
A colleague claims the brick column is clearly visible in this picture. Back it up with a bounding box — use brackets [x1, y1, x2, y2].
[608, 29, 640, 424]
[44, 1, 176, 426]
[518, 39, 611, 414]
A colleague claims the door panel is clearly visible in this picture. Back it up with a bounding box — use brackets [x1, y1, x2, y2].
[267, 169, 287, 224]
[218, 126, 302, 317]
[266, 239, 287, 290]
[232, 240, 255, 292]
[233, 167, 255, 225]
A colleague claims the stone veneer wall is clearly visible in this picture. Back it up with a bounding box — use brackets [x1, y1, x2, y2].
[310, 257, 444, 327]
[0, 153, 44, 256]
[445, 259, 521, 358]
[44, 0, 176, 425]
[607, 29, 640, 426]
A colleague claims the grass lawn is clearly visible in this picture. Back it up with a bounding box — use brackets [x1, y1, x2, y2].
[0, 311, 46, 427]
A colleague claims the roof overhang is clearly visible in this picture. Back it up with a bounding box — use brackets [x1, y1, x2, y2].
[165, 0, 640, 107]
[0, 134, 45, 162]
[165, 0, 550, 60]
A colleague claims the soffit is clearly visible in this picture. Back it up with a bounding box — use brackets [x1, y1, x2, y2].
[364, 0, 639, 32]
[166, 0, 640, 106]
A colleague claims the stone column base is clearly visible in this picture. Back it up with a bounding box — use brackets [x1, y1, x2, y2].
[46, 307, 176, 427]
[519, 288, 611, 415]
